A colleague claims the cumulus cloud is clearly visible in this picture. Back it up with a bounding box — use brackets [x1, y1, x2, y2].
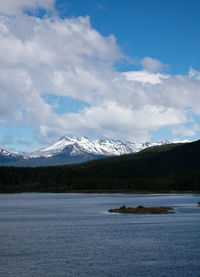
[189, 67, 200, 81]
[0, 13, 121, 123]
[41, 102, 187, 142]
[124, 71, 169, 84]
[172, 124, 200, 137]
[141, 57, 168, 72]
[0, 3, 200, 146]
[0, 0, 55, 15]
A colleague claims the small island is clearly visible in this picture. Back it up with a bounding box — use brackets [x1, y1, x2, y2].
[108, 205, 175, 214]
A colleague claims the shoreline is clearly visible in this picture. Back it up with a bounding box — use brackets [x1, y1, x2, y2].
[0, 190, 200, 194]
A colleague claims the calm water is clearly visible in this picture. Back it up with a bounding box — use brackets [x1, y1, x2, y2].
[0, 193, 200, 277]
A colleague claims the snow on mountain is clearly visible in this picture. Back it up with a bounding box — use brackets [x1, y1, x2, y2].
[0, 148, 23, 165]
[0, 138, 191, 167]
[170, 139, 191, 144]
[0, 148, 16, 157]
[27, 136, 170, 158]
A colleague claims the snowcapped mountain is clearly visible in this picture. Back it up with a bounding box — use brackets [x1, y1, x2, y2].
[0, 148, 22, 164]
[27, 136, 170, 158]
[0, 148, 19, 157]
[0, 148, 12, 156]
[0, 137, 189, 167]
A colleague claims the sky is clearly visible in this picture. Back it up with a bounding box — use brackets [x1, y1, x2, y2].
[0, 0, 200, 152]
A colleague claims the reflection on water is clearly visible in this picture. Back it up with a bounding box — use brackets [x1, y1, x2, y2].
[0, 193, 200, 277]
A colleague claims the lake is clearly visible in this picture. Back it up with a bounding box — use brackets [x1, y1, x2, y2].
[0, 193, 200, 277]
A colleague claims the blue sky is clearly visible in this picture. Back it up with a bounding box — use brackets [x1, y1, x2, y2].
[0, 0, 200, 152]
[57, 0, 200, 74]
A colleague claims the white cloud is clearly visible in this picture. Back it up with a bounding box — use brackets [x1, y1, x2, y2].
[0, 0, 55, 15]
[189, 67, 200, 81]
[0, 14, 121, 102]
[172, 124, 200, 137]
[37, 102, 187, 142]
[124, 71, 169, 84]
[0, 6, 200, 146]
[0, 14, 121, 125]
[141, 57, 167, 72]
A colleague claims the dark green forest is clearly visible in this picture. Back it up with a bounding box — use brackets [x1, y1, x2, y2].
[1, 140, 200, 193]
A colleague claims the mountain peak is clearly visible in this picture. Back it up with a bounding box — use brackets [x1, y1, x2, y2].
[0, 137, 190, 167]
[80, 136, 89, 140]
[0, 148, 11, 156]
[27, 136, 172, 158]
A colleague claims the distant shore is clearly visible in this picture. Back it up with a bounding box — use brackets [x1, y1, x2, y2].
[1, 190, 200, 194]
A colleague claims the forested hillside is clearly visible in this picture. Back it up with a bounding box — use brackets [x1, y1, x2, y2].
[0, 141, 200, 193]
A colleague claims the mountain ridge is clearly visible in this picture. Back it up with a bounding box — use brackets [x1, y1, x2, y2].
[0, 139, 199, 193]
[0, 136, 188, 167]
[27, 136, 170, 157]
